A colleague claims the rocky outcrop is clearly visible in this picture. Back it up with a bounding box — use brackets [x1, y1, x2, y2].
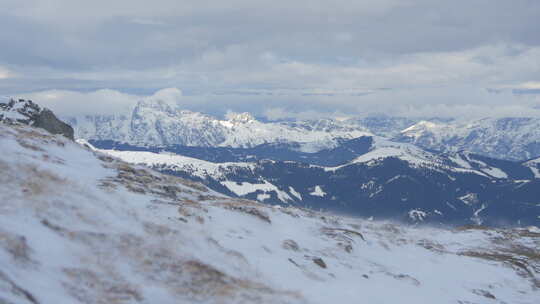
[0, 99, 74, 140]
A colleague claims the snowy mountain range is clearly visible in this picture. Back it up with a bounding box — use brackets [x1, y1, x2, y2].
[65, 99, 540, 161]
[1, 120, 539, 304]
[65, 99, 371, 152]
[397, 118, 540, 161]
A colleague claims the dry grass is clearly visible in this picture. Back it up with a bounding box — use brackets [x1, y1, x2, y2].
[455, 225, 492, 232]
[320, 227, 366, 254]
[63, 268, 143, 304]
[282, 239, 300, 251]
[459, 250, 539, 288]
[217, 201, 272, 224]
[416, 239, 446, 253]
[13, 126, 67, 148]
[0, 271, 40, 304]
[0, 230, 33, 265]
[19, 164, 66, 196]
[99, 159, 212, 206]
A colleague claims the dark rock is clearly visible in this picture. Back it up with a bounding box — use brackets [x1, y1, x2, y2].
[282, 239, 300, 251]
[33, 109, 74, 140]
[312, 257, 327, 269]
[0, 99, 74, 140]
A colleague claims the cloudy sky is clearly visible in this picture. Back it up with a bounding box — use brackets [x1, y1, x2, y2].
[1, 0, 539, 118]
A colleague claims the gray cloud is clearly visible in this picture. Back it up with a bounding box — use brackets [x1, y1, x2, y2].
[1, 0, 539, 117]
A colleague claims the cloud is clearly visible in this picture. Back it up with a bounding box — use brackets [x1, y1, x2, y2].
[264, 107, 354, 121]
[16, 88, 183, 116]
[12, 85, 540, 120]
[1, 0, 539, 117]
[510, 81, 540, 90]
[0, 67, 13, 79]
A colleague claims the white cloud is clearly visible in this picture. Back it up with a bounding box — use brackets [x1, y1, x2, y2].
[0, 67, 13, 79]
[512, 82, 540, 90]
[2, 1, 539, 118]
[17, 88, 183, 116]
[11, 84, 540, 120]
[264, 108, 354, 121]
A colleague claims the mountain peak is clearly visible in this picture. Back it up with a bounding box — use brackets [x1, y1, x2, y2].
[135, 98, 177, 113]
[0, 98, 43, 122]
[227, 112, 256, 123]
[400, 120, 439, 133]
[1, 98, 74, 140]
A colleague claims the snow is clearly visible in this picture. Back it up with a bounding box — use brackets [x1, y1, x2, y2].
[527, 226, 540, 233]
[221, 180, 293, 203]
[530, 166, 540, 178]
[67, 99, 373, 152]
[289, 186, 302, 201]
[3, 105, 540, 303]
[386, 175, 403, 184]
[449, 154, 473, 169]
[257, 193, 271, 201]
[464, 156, 508, 179]
[448, 153, 507, 178]
[408, 209, 427, 221]
[472, 204, 488, 225]
[323, 136, 447, 172]
[526, 157, 540, 165]
[459, 193, 479, 205]
[102, 149, 256, 179]
[0, 109, 26, 121]
[481, 166, 508, 179]
[400, 117, 540, 161]
[400, 120, 439, 138]
[310, 185, 326, 197]
[524, 158, 540, 178]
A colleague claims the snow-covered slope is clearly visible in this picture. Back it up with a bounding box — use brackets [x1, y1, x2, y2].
[97, 137, 540, 226]
[524, 157, 540, 178]
[397, 118, 540, 161]
[92, 148, 258, 180]
[1, 122, 539, 303]
[101, 136, 520, 182]
[66, 100, 371, 152]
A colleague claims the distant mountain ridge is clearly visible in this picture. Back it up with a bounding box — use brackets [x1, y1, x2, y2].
[396, 118, 540, 161]
[65, 98, 540, 161]
[87, 136, 375, 166]
[66, 99, 372, 152]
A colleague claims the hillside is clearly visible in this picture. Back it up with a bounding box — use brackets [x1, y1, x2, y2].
[1, 121, 539, 303]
